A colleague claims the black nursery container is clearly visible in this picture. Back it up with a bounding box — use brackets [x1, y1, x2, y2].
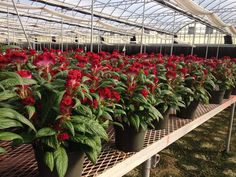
[114, 124, 146, 152]
[176, 100, 199, 119]
[209, 90, 225, 104]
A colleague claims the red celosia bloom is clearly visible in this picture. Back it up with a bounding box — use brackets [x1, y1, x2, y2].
[61, 94, 74, 106]
[166, 62, 176, 70]
[60, 94, 74, 114]
[203, 69, 208, 75]
[67, 70, 82, 80]
[66, 70, 82, 89]
[0, 55, 8, 63]
[92, 99, 98, 109]
[7, 51, 27, 63]
[180, 68, 188, 76]
[154, 77, 159, 83]
[58, 56, 67, 63]
[33, 52, 56, 67]
[166, 70, 177, 79]
[57, 133, 70, 141]
[141, 89, 149, 98]
[21, 97, 35, 105]
[98, 87, 112, 99]
[112, 91, 121, 102]
[74, 54, 88, 63]
[17, 70, 32, 79]
[29, 49, 36, 56]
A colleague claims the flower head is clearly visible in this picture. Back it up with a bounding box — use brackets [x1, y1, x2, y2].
[33, 52, 56, 67]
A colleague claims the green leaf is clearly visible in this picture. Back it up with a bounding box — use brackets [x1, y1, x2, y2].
[42, 136, 59, 149]
[0, 132, 22, 141]
[44, 152, 54, 172]
[0, 147, 6, 154]
[101, 111, 113, 121]
[0, 108, 36, 132]
[63, 121, 75, 136]
[130, 115, 140, 131]
[85, 148, 98, 164]
[36, 128, 56, 138]
[25, 106, 36, 119]
[82, 76, 91, 82]
[0, 90, 17, 101]
[54, 147, 68, 177]
[0, 118, 22, 129]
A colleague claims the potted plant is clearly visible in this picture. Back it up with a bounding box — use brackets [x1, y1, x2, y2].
[153, 56, 186, 128]
[111, 59, 162, 152]
[176, 58, 215, 119]
[206, 59, 234, 104]
[0, 50, 108, 177]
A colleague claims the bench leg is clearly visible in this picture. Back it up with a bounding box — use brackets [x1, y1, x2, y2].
[142, 158, 151, 177]
[226, 103, 235, 153]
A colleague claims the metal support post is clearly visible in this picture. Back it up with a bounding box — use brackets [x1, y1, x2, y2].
[191, 22, 197, 55]
[216, 33, 222, 59]
[11, 0, 32, 49]
[226, 103, 235, 153]
[90, 0, 94, 52]
[7, 7, 10, 45]
[170, 12, 176, 56]
[205, 32, 210, 59]
[61, 9, 64, 51]
[142, 158, 151, 177]
[140, 0, 146, 54]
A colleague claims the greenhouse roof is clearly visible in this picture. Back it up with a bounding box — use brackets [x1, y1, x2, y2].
[0, 0, 236, 39]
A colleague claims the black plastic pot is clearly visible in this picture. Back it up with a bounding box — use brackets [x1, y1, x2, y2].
[209, 90, 225, 104]
[232, 87, 236, 95]
[34, 147, 84, 177]
[224, 89, 232, 99]
[114, 124, 146, 152]
[176, 100, 199, 119]
[152, 109, 170, 130]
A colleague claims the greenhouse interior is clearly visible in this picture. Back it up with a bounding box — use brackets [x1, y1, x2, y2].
[1, 0, 236, 177]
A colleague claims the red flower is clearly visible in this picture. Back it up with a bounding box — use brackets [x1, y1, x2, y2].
[61, 94, 74, 106]
[33, 52, 56, 67]
[29, 49, 36, 56]
[67, 70, 82, 80]
[98, 87, 112, 99]
[112, 91, 121, 102]
[22, 97, 35, 105]
[180, 68, 188, 76]
[141, 89, 149, 98]
[166, 70, 177, 79]
[166, 62, 176, 70]
[203, 69, 208, 75]
[57, 133, 70, 141]
[92, 99, 98, 109]
[17, 70, 32, 79]
[154, 77, 159, 83]
[7, 51, 27, 63]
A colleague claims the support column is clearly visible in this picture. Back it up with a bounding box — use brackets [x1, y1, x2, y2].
[7, 7, 10, 45]
[191, 22, 197, 55]
[226, 103, 235, 153]
[61, 11, 64, 51]
[90, 0, 94, 52]
[142, 158, 151, 177]
[170, 12, 176, 56]
[140, 0, 146, 54]
[205, 29, 210, 59]
[11, 0, 32, 49]
[216, 33, 222, 59]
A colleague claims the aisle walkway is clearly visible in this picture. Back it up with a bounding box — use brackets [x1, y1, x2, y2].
[125, 108, 236, 177]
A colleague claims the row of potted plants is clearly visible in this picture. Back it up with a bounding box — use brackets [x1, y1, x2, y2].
[0, 48, 235, 177]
